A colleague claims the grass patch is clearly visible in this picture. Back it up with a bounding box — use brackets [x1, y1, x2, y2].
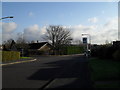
[89, 58, 120, 81]
[20, 57, 32, 59]
[89, 58, 120, 88]
[95, 81, 120, 88]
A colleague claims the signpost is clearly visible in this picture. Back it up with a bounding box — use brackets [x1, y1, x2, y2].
[82, 37, 87, 44]
[82, 34, 91, 57]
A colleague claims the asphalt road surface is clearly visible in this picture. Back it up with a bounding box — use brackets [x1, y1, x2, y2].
[2, 55, 93, 89]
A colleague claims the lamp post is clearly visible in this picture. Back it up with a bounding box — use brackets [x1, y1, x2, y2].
[0, 16, 14, 51]
[0, 16, 14, 20]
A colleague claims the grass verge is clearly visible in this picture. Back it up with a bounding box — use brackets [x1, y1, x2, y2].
[20, 57, 32, 59]
[89, 58, 120, 88]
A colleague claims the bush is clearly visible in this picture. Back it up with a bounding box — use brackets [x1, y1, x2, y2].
[67, 46, 84, 55]
[91, 45, 116, 60]
[2, 51, 20, 62]
[113, 50, 120, 61]
[105, 46, 116, 59]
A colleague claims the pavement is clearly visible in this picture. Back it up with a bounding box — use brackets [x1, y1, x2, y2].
[2, 55, 93, 89]
[0, 58, 37, 66]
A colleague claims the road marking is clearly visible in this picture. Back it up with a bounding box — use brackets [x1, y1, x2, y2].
[41, 78, 54, 89]
[0, 59, 37, 66]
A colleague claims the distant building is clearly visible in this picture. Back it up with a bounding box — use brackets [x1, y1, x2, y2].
[2, 40, 17, 51]
[28, 42, 53, 55]
[9, 40, 17, 51]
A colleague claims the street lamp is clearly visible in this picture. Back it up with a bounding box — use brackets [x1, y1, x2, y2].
[0, 16, 14, 20]
[0, 16, 14, 50]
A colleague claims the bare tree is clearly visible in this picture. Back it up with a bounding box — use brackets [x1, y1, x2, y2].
[44, 25, 72, 54]
[2, 33, 29, 51]
[72, 40, 82, 45]
[16, 33, 29, 56]
[3, 39, 14, 50]
[16, 33, 29, 49]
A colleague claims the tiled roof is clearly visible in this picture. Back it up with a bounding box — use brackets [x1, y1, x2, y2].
[29, 42, 48, 49]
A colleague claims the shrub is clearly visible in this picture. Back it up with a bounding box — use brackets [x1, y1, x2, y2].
[105, 46, 116, 59]
[113, 50, 120, 61]
[91, 45, 116, 60]
[2, 51, 20, 62]
[67, 46, 84, 55]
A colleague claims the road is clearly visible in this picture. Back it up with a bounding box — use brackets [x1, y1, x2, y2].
[2, 55, 93, 89]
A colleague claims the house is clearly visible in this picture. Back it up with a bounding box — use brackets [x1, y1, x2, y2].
[2, 40, 17, 51]
[28, 42, 53, 55]
[9, 40, 17, 51]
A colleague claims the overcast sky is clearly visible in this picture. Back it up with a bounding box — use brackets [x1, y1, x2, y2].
[0, 2, 118, 44]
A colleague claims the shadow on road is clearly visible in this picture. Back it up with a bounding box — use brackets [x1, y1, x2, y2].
[27, 55, 93, 88]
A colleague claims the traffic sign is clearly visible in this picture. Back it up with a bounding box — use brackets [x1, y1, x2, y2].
[83, 37, 87, 44]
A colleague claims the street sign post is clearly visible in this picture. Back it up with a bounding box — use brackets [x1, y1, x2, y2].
[82, 37, 87, 44]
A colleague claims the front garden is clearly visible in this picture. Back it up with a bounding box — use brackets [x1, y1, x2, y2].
[89, 58, 120, 88]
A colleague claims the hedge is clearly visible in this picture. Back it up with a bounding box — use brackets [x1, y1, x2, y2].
[113, 49, 120, 61]
[91, 45, 120, 61]
[48, 46, 84, 55]
[2, 51, 20, 62]
[67, 46, 84, 55]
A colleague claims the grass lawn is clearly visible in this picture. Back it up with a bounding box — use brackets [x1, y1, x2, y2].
[95, 81, 120, 88]
[20, 57, 32, 59]
[89, 58, 120, 88]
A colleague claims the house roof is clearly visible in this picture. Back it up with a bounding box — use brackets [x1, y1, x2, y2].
[29, 42, 51, 49]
